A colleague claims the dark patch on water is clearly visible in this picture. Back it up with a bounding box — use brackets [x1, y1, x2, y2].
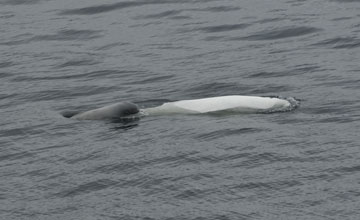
[0, 61, 14, 69]
[315, 78, 360, 90]
[186, 82, 254, 98]
[59, 0, 215, 16]
[0, 13, 15, 19]
[203, 36, 226, 41]
[187, 152, 252, 165]
[330, 0, 360, 2]
[110, 122, 139, 130]
[13, 69, 139, 81]
[58, 179, 118, 198]
[170, 15, 192, 20]
[232, 152, 296, 168]
[246, 65, 320, 78]
[59, 1, 150, 15]
[232, 179, 302, 192]
[0, 0, 42, 5]
[0, 73, 12, 80]
[18, 86, 117, 101]
[0, 151, 36, 162]
[199, 23, 251, 33]
[200, 6, 241, 12]
[237, 26, 321, 41]
[304, 100, 356, 115]
[313, 37, 360, 49]
[56, 59, 99, 68]
[87, 151, 198, 175]
[65, 152, 104, 164]
[59, 0, 183, 16]
[246, 70, 294, 78]
[331, 17, 353, 21]
[317, 116, 357, 124]
[256, 17, 284, 24]
[196, 128, 265, 141]
[95, 42, 130, 51]
[249, 85, 292, 94]
[140, 10, 182, 19]
[0, 123, 48, 138]
[175, 188, 212, 199]
[33, 29, 103, 41]
[0, 93, 16, 103]
[0, 33, 34, 46]
[0, 30, 102, 46]
[334, 165, 360, 174]
[130, 75, 175, 84]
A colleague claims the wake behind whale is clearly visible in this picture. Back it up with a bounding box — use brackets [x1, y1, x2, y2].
[61, 95, 299, 121]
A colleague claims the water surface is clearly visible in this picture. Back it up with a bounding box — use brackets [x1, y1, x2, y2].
[1, 0, 360, 219]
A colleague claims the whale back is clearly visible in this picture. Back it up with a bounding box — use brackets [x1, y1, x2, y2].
[172, 96, 290, 113]
[144, 96, 291, 115]
[71, 102, 139, 120]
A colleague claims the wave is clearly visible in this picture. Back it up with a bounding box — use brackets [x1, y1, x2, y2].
[236, 26, 321, 41]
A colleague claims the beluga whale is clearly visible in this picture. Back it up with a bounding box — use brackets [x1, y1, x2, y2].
[62, 95, 298, 120]
[62, 102, 140, 120]
[144, 95, 294, 115]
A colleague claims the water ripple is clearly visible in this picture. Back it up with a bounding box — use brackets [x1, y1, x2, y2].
[88, 151, 198, 175]
[183, 152, 252, 165]
[129, 75, 175, 84]
[0, 0, 42, 5]
[196, 128, 265, 141]
[0, 61, 14, 69]
[330, 0, 360, 3]
[175, 188, 212, 200]
[0, 123, 48, 138]
[199, 23, 251, 33]
[186, 82, 253, 97]
[57, 179, 118, 198]
[56, 59, 99, 68]
[59, 1, 150, 15]
[237, 26, 321, 41]
[1, 30, 102, 46]
[200, 6, 241, 12]
[304, 100, 356, 115]
[1, 0, 360, 219]
[140, 10, 182, 19]
[249, 85, 292, 94]
[33, 29, 103, 41]
[232, 179, 302, 191]
[313, 37, 360, 49]
[13, 69, 138, 81]
[0, 151, 36, 162]
[18, 86, 117, 101]
[58, 0, 208, 16]
[246, 65, 321, 78]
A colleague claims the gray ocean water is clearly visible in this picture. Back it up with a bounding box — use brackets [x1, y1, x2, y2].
[1, 0, 360, 219]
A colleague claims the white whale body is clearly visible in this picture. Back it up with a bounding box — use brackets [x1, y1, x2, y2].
[143, 95, 292, 115]
[63, 95, 296, 120]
